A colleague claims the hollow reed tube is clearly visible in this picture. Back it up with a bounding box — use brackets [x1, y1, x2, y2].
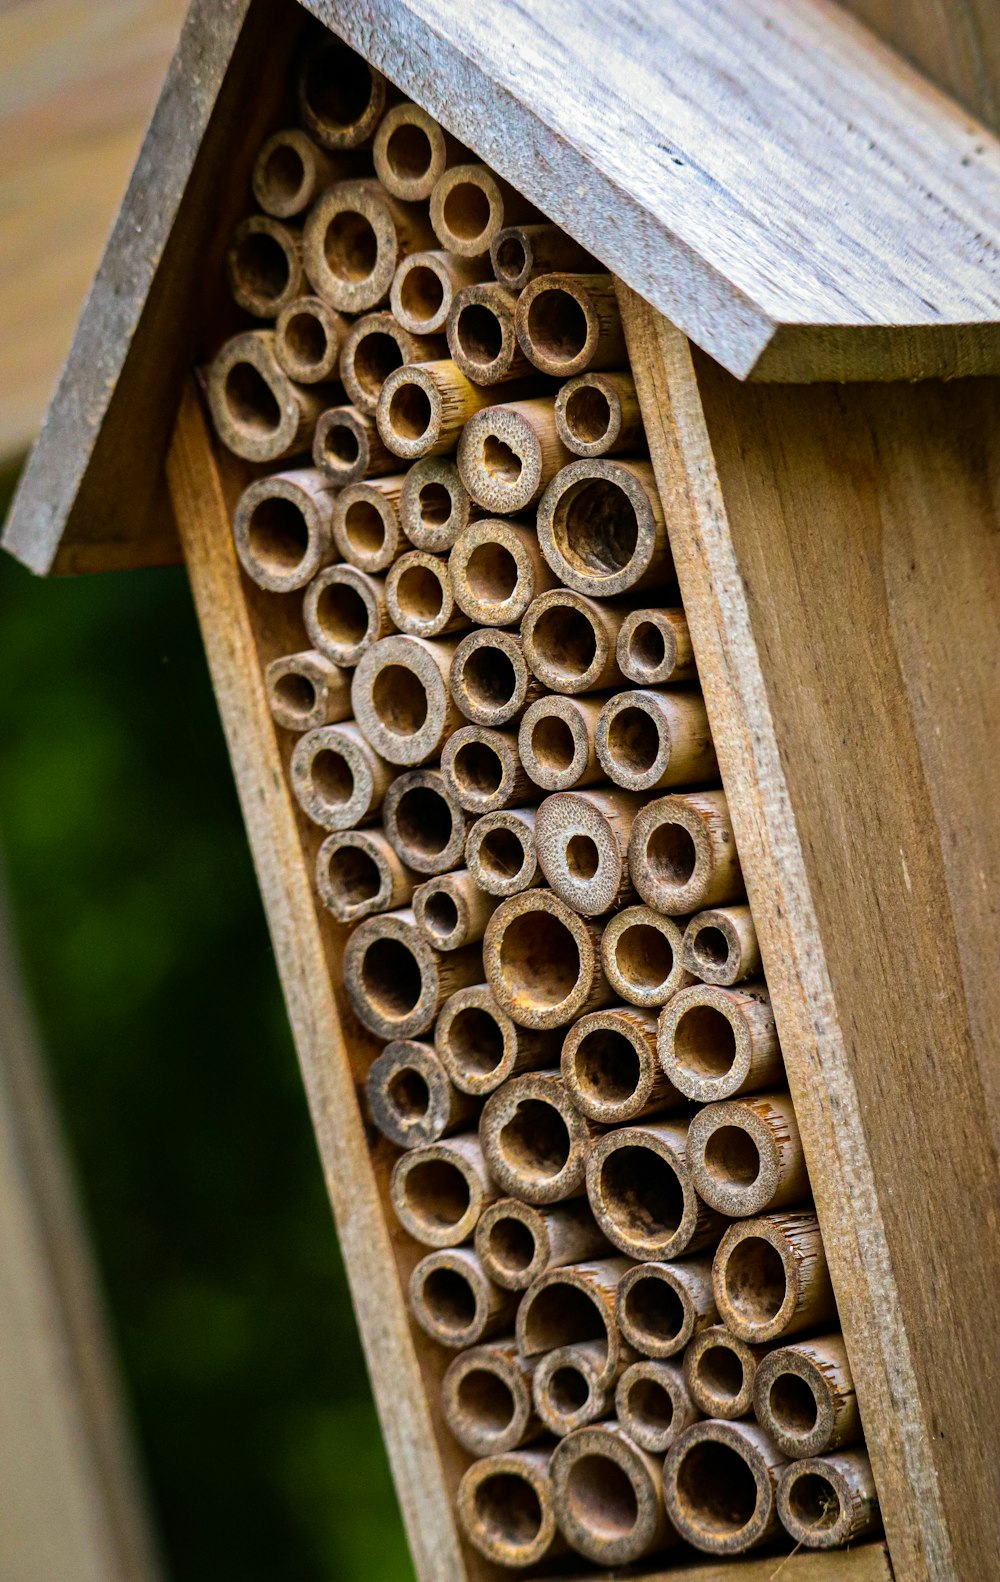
[366, 1039, 478, 1150]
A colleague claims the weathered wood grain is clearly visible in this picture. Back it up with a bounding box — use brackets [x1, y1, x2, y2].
[533, 1544, 894, 1582]
[841, 0, 1000, 133]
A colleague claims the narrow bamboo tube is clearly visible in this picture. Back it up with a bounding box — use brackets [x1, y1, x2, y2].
[290, 722, 393, 830]
[451, 630, 543, 728]
[483, 888, 612, 1027]
[381, 766, 469, 873]
[554, 371, 645, 457]
[373, 101, 467, 203]
[479, 1069, 602, 1204]
[391, 251, 491, 337]
[596, 689, 718, 792]
[316, 828, 414, 923]
[390, 1133, 498, 1247]
[663, 1419, 787, 1555]
[658, 981, 782, 1103]
[521, 589, 628, 694]
[531, 1341, 620, 1436]
[409, 1246, 517, 1348]
[399, 457, 475, 553]
[304, 564, 391, 669]
[683, 905, 762, 987]
[629, 789, 745, 915]
[442, 725, 533, 814]
[351, 634, 462, 766]
[600, 906, 694, 1010]
[616, 1256, 718, 1359]
[430, 163, 537, 258]
[515, 272, 626, 376]
[457, 1448, 565, 1569]
[275, 296, 346, 384]
[561, 1006, 682, 1124]
[226, 215, 304, 319]
[549, 1421, 673, 1565]
[303, 179, 435, 313]
[264, 650, 351, 732]
[413, 870, 498, 951]
[466, 809, 540, 896]
[616, 1360, 701, 1454]
[686, 1091, 807, 1216]
[475, 1197, 607, 1290]
[339, 312, 444, 415]
[384, 550, 466, 639]
[683, 1325, 769, 1420]
[442, 1341, 542, 1456]
[754, 1335, 861, 1459]
[446, 282, 534, 386]
[713, 1211, 837, 1343]
[343, 908, 481, 1040]
[232, 467, 337, 590]
[252, 127, 346, 218]
[777, 1452, 880, 1549]
[449, 518, 556, 627]
[377, 360, 496, 460]
[586, 1121, 725, 1261]
[491, 222, 599, 289]
[366, 1039, 478, 1150]
[313, 406, 397, 486]
[617, 607, 697, 686]
[331, 475, 410, 575]
[436, 985, 556, 1096]
[516, 1257, 633, 1382]
[535, 788, 643, 917]
[518, 694, 606, 792]
[538, 457, 674, 597]
[207, 332, 327, 464]
[296, 34, 388, 150]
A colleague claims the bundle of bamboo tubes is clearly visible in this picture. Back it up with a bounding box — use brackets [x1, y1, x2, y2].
[205, 20, 878, 1571]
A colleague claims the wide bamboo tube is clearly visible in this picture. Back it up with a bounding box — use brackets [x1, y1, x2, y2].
[226, 215, 304, 319]
[754, 1334, 861, 1459]
[275, 296, 346, 384]
[391, 250, 491, 336]
[343, 907, 481, 1039]
[436, 985, 555, 1098]
[479, 1069, 602, 1204]
[466, 809, 540, 896]
[252, 127, 346, 218]
[713, 1211, 837, 1343]
[535, 788, 642, 917]
[264, 650, 351, 732]
[331, 475, 410, 575]
[531, 1341, 620, 1436]
[596, 689, 717, 793]
[518, 694, 606, 792]
[385, 550, 466, 639]
[315, 828, 414, 923]
[430, 163, 537, 258]
[451, 630, 543, 728]
[600, 906, 694, 1009]
[561, 1006, 682, 1125]
[483, 888, 612, 1027]
[663, 1419, 787, 1555]
[390, 1133, 498, 1247]
[207, 332, 327, 464]
[313, 406, 396, 487]
[449, 518, 556, 627]
[377, 360, 495, 460]
[686, 1091, 807, 1216]
[616, 1255, 718, 1359]
[409, 1246, 517, 1348]
[521, 589, 628, 695]
[585, 1121, 725, 1261]
[441, 725, 532, 816]
[682, 905, 762, 987]
[475, 1198, 608, 1290]
[290, 721, 393, 830]
[447, 282, 533, 385]
[658, 981, 782, 1103]
[616, 1359, 701, 1454]
[776, 1452, 880, 1549]
[516, 1257, 633, 1382]
[232, 467, 337, 590]
[442, 1341, 542, 1456]
[549, 1421, 673, 1565]
[537, 458, 673, 597]
[617, 607, 697, 686]
[296, 34, 388, 150]
[351, 634, 462, 766]
[490, 222, 599, 289]
[683, 1325, 768, 1420]
[399, 457, 475, 553]
[457, 1448, 565, 1569]
[373, 101, 466, 202]
[515, 273, 626, 377]
[413, 870, 498, 952]
[303, 179, 435, 313]
[554, 370, 645, 458]
[303, 564, 391, 669]
[340, 312, 444, 416]
[366, 1039, 477, 1149]
[381, 766, 469, 874]
[629, 789, 745, 915]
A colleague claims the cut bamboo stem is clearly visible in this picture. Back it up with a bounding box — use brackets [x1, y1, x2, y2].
[585, 1121, 725, 1261]
[430, 163, 537, 258]
[475, 1198, 608, 1290]
[232, 466, 337, 590]
[442, 1341, 542, 1456]
[408, 1246, 517, 1348]
[537, 458, 674, 597]
[616, 1255, 718, 1359]
[303, 179, 435, 313]
[776, 1452, 880, 1549]
[449, 518, 556, 627]
[596, 688, 717, 792]
[616, 1359, 701, 1454]
[366, 1039, 478, 1149]
[561, 1006, 682, 1124]
[629, 789, 745, 915]
[713, 1211, 837, 1343]
[521, 588, 628, 694]
[381, 766, 469, 873]
[549, 1420, 672, 1565]
[554, 371, 645, 457]
[600, 906, 694, 1009]
[531, 1340, 620, 1436]
[535, 788, 643, 916]
[290, 721, 393, 830]
[373, 101, 467, 202]
[275, 296, 346, 384]
[313, 405, 397, 486]
[391, 251, 491, 336]
[490, 222, 599, 289]
[479, 1069, 602, 1204]
[517, 694, 606, 792]
[296, 34, 388, 150]
[331, 475, 410, 574]
[515, 273, 626, 376]
[351, 634, 462, 766]
[457, 1448, 565, 1569]
[343, 908, 481, 1039]
[264, 649, 351, 732]
[390, 1133, 498, 1247]
[483, 888, 612, 1027]
[226, 214, 304, 319]
[466, 809, 540, 897]
[442, 725, 532, 814]
[683, 1325, 769, 1420]
[753, 1335, 861, 1459]
[436, 985, 556, 1097]
[658, 981, 782, 1103]
[303, 564, 391, 669]
[516, 1256, 633, 1382]
[339, 312, 444, 416]
[207, 332, 327, 464]
[447, 282, 533, 385]
[316, 828, 414, 923]
[399, 457, 475, 553]
[413, 870, 498, 951]
[686, 1091, 808, 1216]
[252, 127, 346, 218]
[682, 905, 762, 987]
[663, 1419, 787, 1555]
[451, 631, 543, 728]
[377, 360, 496, 460]
[385, 550, 467, 639]
[617, 607, 697, 686]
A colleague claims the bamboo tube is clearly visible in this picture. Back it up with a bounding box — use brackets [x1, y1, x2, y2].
[275, 296, 346, 384]
[457, 1448, 565, 1569]
[376, 360, 496, 460]
[537, 458, 674, 597]
[436, 985, 557, 1097]
[629, 789, 745, 915]
[535, 788, 643, 917]
[683, 1325, 769, 1420]
[343, 908, 481, 1039]
[331, 475, 410, 574]
[713, 1211, 837, 1343]
[409, 1246, 517, 1348]
[313, 406, 397, 486]
[449, 518, 556, 627]
[290, 722, 393, 830]
[479, 1069, 602, 1204]
[554, 370, 645, 458]
[399, 457, 475, 553]
[475, 1197, 608, 1290]
[316, 828, 414, 923]
[777, 1453, 881, 1550]
[303, 564, 391, 668]
[516, 1257, 633, 1381]
[451, 630, 543, 728]
[232, 467, 337, 591]
[226, 215, 304, 319]
[483, 888, 612, 1027]
[663, 1419, 787, 1555]
[586, 1122, 726, 1262]
[442, 1341, 543, 1456]
[351, 634, 462, 766]
[686, 1091, 808, 1216]
[658, 981, 782, 1103]
[390, 1133, 498, 1248]
[518, 694, 606, 792]
[596, 689, 717, 793]
[561, 1006, 682, 1125]
[391, 251, 491, 336]
[207, 332, 328, 464]
[753, 1335, 861, 1459]
[339, 312, 444, 416]
[366, 1039, 478, 1149]
[617, 607, 697, 686]
[491, 222, 599, 289]
[616, 1359, 701, 1454]
[466, 809, 540, 897]
[296, 34, 389, 150]
[252, 127, 347, 219]
[264, 649, 351, 732]
[303, 179, 435, 313]
[600, 906, 694, 1010]
[430, 163, 538, 258]
[381, 766, 469, 873]
[521, 589, 628, 694]
[441, 725, 532, 815]
[682, 905, 761, 987]
[616, 1256, 718, 1359]
[549, 1420, 673, 1565]
[385, 550, 466, 639]
[446, 282, 533, 386]
[531, 1341, 621, 1436]
[515, 272, 626, 377]
[413, 870, 498, 951]
[373, 101, 467, 202]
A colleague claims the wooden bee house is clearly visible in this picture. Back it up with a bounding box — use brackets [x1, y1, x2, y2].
[5, 1, 1000, 1578]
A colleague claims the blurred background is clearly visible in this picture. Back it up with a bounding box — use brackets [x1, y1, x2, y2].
[0, 3, 412, 1576]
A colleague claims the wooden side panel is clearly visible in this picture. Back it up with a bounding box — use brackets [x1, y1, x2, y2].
[542, 1545, 894, 1582]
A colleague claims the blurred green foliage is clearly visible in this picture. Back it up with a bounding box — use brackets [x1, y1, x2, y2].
[0, 464, 414, 1582]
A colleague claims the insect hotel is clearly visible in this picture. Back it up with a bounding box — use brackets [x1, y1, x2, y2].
[5, 1, 1000, 1577]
